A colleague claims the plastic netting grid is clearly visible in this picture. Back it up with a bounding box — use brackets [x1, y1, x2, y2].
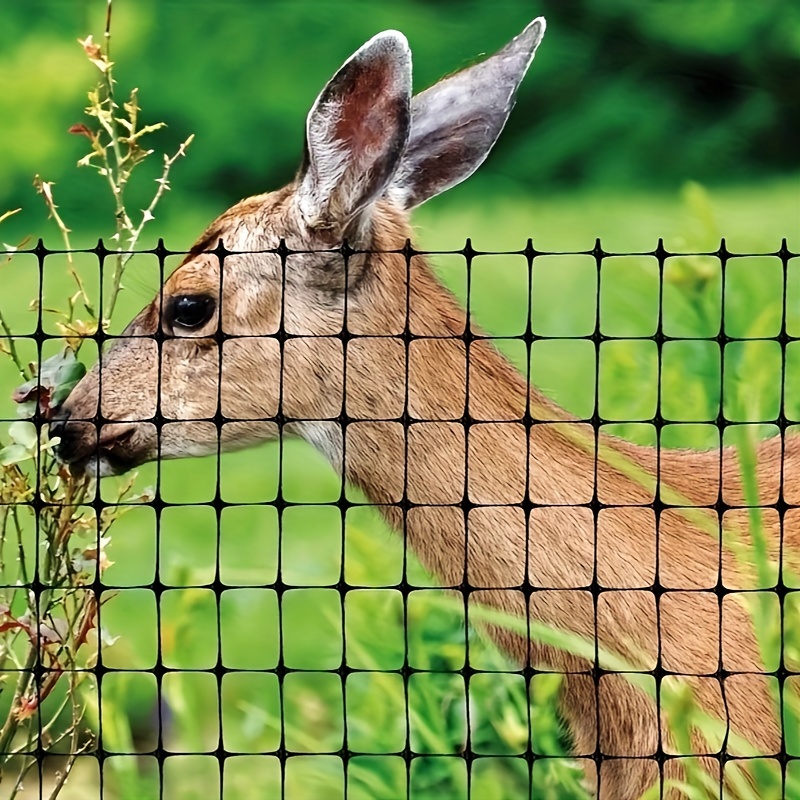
[0, 237, 797, 799]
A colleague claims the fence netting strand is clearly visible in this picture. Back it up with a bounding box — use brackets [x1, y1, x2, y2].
[0, 239, 797, 800]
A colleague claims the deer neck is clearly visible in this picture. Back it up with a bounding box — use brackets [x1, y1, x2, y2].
[291, 218, 597, 598]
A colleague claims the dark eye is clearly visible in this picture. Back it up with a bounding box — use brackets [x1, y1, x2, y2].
[167, 295, 216, 330]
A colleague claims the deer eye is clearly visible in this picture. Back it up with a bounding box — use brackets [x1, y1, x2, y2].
[167, 295, 216, 331]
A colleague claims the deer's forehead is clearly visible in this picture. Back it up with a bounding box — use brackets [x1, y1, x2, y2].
[164, 259, 220, 296]
[214, 188, 296, 244]
[173, 188, 296, 269]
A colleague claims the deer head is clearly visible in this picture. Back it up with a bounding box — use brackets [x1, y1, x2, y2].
[52, 18, 546, 476]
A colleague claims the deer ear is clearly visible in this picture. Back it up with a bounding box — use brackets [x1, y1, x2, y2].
[386, 17, 545, 210]
[296, 31, 412, 235]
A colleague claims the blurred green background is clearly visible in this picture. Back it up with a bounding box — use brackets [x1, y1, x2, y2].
[1, 1, 799, 799]
[0, 0, 798, 248]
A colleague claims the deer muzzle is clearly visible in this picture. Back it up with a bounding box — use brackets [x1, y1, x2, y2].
[50, 410, 144, 477]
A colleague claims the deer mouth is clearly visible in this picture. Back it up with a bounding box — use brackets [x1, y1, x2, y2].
[52, 418, 142, 479]
[70, 445, 139, 479]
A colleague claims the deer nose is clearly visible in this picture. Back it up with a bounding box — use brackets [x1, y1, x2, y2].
[49, 407, 70, 440]
[49, 409, 95, 465]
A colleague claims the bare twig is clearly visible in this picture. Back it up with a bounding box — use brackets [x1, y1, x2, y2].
[0, 236, 30, 378]
[0, 209, 21, 227]
[0, 305, 26, 380]
[32, 178, 92, 326]
[46, 739, 94, 800]
[106, 132, 194, 316]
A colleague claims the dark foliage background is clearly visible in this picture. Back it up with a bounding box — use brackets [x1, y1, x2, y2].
[1, 0, 798, 247]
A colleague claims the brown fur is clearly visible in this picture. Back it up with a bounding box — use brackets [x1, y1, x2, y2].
[59, 197, 799, 799]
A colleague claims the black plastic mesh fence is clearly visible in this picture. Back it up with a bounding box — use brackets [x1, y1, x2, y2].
[0, 239, 798, 800]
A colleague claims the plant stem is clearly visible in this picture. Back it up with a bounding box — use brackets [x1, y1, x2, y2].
[0, 648, 36, 760]
[0, 305, 26, 380]
[121, 134, 194, 272]
[31, 178, 93, 329]
[105, 133, 194, 319]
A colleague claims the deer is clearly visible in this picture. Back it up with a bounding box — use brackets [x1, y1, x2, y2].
[49, 17, 799, 800]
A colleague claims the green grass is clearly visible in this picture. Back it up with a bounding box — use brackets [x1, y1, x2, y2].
[1, 180, 798, 799]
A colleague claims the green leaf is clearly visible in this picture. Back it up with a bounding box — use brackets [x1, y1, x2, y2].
[14, 350, 87, 411]
[0, 443, 31, 466]
[8, 421, 36, 449]
[52, 360, 87, 407]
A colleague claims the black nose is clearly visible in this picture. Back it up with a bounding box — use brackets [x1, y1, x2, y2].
[49, 408, 71, 440]
[49, 408, 80, 463]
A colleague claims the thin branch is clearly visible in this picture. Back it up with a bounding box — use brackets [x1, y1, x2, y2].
[0, 306, 26, 380]
[32, 178, 93, 328]
[105, 133, 194, 317]
[103, 0, 113, 64]
[124, 134, 194, 262]
[0, 208, 21, 226]
[0, 647, 37, 761]
[8, 753, 37, 800]
[0, 507, 7, 609]
[46, 739, 94, 800]
[0, 244, 29, 378]
[33, 177, 76, 270]
[13, 507, 29, 588]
